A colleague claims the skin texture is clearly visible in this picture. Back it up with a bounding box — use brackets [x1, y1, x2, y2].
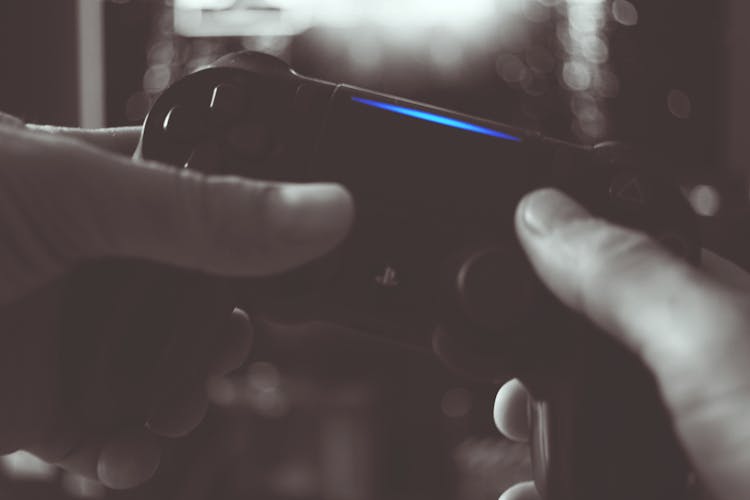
[0, 117, 354, 489]
[494, 189, 750, 500]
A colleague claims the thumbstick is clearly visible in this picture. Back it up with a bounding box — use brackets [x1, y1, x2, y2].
[456, 246, 536, 331]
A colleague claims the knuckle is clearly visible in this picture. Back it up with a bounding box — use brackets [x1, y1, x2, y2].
[583, 222, 667, 285]
[172, 169, 215, 268]
[699, 287, 750, 337]
[588, 221, 653, 264]
[229, 180, 282, 264]
[567, 221, 691, 320]
[182, 175, 284, 274]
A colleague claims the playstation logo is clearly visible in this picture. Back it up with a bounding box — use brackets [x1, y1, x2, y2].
[375, 266, 400, 287]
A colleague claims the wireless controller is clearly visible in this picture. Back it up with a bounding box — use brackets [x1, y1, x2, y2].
[67, 51, 699, 499]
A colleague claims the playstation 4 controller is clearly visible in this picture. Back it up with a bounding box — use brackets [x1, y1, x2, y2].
[69, 51, 699, 499]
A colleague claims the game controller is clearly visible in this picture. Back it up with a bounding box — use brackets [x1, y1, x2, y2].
[67, 51, 699, 499]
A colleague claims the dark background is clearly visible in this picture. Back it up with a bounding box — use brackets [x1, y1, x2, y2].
[0, 1, 79, 125]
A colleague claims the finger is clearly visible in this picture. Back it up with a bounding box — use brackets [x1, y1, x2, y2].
[145, 309, 252, 438]
[97, 429, 161, 490]
[208, 308, 254, 376]
[145, 387, 210, 439]
[494, 379, 530, 442]
[515, 188, 750, 500]
[142, 308, 226, 439]
[30, 427, 161, 490]
[25, 125, 142, 156]
[702, 249, 750, 291]
[0, 127, 354, 303]
[499, 481, 540, 500]
[515, 188, 748, 378]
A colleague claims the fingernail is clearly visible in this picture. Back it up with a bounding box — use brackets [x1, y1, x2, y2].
[145, 390, 209, 438]
[97, 431, 161, 490]
[519, 188, 591, 235]
[273, 183, 354, 243]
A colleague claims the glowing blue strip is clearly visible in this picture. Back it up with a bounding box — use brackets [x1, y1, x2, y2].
[351, 96, 522, 142]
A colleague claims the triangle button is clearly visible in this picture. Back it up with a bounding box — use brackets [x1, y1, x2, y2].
[610, 173, 648, 206]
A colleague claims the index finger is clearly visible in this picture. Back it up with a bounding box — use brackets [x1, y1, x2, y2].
[0, 125, 353, 303]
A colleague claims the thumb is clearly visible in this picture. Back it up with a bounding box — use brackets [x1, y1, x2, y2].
[0, 126, 353, 302]
[515, 188, 750, 500]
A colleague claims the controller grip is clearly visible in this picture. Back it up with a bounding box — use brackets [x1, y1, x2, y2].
[527, 337, 689, 500]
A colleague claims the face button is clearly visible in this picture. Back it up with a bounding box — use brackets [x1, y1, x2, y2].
[162, 106, 206, 141]
[609, 171, 650, 207]
[227, 122, 273, 162]
[210, 83, 247, 118]
[183, 142, 222, 174]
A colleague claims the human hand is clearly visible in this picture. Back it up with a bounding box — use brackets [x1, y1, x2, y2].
[493, 188, 750, 500]
[0, 115, 353, 489]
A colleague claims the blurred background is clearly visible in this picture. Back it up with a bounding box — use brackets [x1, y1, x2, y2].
[0, 0, 746, 498]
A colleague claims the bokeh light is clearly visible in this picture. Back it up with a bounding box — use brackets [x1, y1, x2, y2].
[441, 388, 473, 418]
[688, 184, 722, 216]
[667, 89, 692, 119]
[176, 0, 518, 36]
[208, 362, 291, 418]
[612, 0, 638, 26]
[560, 0, 611, 142]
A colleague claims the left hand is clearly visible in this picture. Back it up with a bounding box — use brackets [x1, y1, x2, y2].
[0, 117, 348, 490]
[0, 120, 254, 489]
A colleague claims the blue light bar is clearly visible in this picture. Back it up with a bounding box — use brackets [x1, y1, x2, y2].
[351, 96, 522, 142]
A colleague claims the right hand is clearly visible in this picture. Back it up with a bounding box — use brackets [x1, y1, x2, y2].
[494, 189, 750, 500]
